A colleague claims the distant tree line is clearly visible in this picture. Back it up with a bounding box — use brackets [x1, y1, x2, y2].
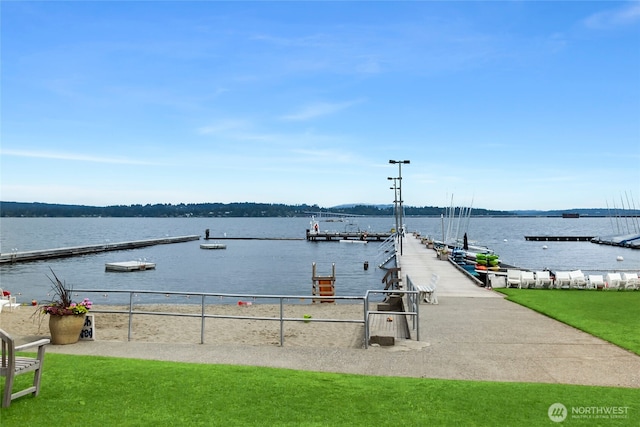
[0, 201, 515, 218]
[5, 201, 634, 218]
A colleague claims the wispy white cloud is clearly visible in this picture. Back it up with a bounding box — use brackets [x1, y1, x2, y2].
[583, 3, 640, 29]
[1, 149, 158, 165]
[196, 120, 286, 144]
[196, 119, 250, 135]
[280, 99, 363, 121]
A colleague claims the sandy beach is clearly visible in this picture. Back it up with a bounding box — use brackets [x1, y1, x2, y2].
[0, 302, 368, 348]
[4, 297, 640, 388]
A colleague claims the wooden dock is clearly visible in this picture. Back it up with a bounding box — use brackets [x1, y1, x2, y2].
[524, 236, 594, 241]
[0, 235, 199, 264]
[105, 261, 157, 272]
[204, 237, 303, 241]
[306, 230, 392, 242]
[398, 234, 502, 299]
[200, 243, 227, 250]
[591, 233, 640, 249]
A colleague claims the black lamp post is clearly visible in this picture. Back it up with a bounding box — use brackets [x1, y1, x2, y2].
[389, 160, 410, 255]
[387, 177, 399, 235]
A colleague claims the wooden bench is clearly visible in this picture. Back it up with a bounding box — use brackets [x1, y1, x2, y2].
[415, 273, 439, 304]
[1, 329, 50, 407]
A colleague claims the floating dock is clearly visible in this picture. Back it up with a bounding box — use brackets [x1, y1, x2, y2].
[0, 235, 200, 264]
[200, 243, 227, 250]
[105, 261, 156, 272]
[204, 237, 302, 241]
[524, 236, 594, 242]
[591, 233, 640, 249]
[306, 230, 392, 242]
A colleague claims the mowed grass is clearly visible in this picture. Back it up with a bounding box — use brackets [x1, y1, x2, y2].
[497, 288, 640, 355]
[4, 290, 640, 425]
[2, 353, 639, 426]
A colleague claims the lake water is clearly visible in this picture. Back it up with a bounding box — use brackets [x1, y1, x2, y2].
[1, 216, 638, 304]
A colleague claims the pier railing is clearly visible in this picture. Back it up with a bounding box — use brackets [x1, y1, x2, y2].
[402, 276, 421, 339]
[376, 234, 397, 268]
[364, 289, 420, 344]
[73, 289, 368, 347]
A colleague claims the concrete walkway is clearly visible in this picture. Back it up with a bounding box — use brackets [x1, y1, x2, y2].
[396, 233, 640, 387]
[35, 234, 640, 388]
[398, 233, 501, 298]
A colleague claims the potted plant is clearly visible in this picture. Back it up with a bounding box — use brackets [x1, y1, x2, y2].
[437, 247, 450, 260]
[36, 269, 92, 345]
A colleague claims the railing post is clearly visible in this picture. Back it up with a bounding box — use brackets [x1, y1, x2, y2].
[200, 295, 206, 344]
[416, 294, 420, 342]
[406, 275, 420, 341]
[128, 292, 134, 341]
[279, 297, 284, 347]
[364, 293, 369, 349]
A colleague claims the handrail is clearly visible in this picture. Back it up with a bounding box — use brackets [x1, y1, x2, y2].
[73, 289, 366, 347]
[404, 275, 420, 339]
[375, 234, 396, 258]
[363, 289, 419, 348]
[376, 233, 398, 268]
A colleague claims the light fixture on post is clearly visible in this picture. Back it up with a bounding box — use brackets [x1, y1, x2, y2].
[387, 177, 399, 234]
[389, 160, 410, 255]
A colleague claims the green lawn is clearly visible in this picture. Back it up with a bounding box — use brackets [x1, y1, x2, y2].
[4, 290, 640, 425]
[497, 289, 640, 355]
[2, 353, 638, 426]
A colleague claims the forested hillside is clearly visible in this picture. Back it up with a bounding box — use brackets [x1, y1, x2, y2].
[0, 201, 514, 218]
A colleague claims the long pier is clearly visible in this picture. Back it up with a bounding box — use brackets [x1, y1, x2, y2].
[0, 235, 200, 264]
[306, 230, 392, 242]
[398, 233, 501, 298]
[525, 236, 594, 241]
[204, 237, 303, 241]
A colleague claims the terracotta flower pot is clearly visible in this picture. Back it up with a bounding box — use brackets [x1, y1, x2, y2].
[49, 314, 86, 345]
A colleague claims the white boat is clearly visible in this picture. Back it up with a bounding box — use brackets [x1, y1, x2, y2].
[339, 240, 367, 244]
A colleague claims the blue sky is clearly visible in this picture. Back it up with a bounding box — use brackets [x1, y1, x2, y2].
[1, 1, 639, 211]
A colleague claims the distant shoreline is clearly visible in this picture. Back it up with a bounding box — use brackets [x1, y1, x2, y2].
[1, 200, 638, 218]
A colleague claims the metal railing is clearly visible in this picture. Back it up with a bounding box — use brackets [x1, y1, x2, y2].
[376, 233, 398, 268]
[403, 275, 421, 339]
[363, 288, 420, 346]
[74, 289, 367, 347]
[73, 288, 423, 349]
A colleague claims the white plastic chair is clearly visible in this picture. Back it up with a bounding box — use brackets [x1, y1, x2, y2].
[605, 273, 622, 290]
[621, 273, 639, 290]
[554, 271, 571, 289]
[534, 271, 553, 288]
[569, 270, 587, 289]
[506, 270, 521, 288]
[519, 271, 535, 289]
[588, 275, 604, 289]
[0, 290, 17, 312]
